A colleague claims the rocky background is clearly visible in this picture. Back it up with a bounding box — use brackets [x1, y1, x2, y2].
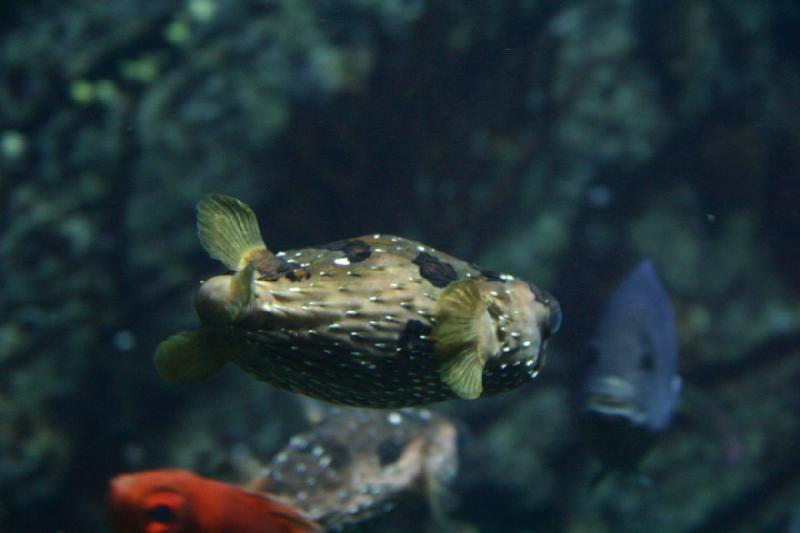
[2, 1, 800, 531]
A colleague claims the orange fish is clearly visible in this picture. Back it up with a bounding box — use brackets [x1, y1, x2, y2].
[108, 469, 322, 533]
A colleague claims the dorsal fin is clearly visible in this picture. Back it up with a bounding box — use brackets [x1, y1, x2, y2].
[197, 194, 281, 274]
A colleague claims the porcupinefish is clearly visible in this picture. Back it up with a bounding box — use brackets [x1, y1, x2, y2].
[250, 408, 458, 530]
[581, 260, 681, 473]
[108, 469, 321, 533]
[155, 194, 561, 407]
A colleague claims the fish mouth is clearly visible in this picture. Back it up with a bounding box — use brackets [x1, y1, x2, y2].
[545, 296, 562, 336]
[586, 393, 646, 423]
[584, 376, 646, 423]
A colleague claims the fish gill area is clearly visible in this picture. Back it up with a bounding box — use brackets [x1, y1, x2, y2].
[1, 1, 800, 532]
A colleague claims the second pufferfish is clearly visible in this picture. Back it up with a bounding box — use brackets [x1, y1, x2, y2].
[155, 195, 561, 407]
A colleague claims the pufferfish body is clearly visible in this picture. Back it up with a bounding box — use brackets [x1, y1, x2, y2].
[155, 195, 561, 407]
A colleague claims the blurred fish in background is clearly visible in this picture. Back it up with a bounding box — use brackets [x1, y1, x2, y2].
[251, 407, 462, 531]
[581, 260, 681, 477]
[108, 469, 321, 533]
[109, 407, 463, 532]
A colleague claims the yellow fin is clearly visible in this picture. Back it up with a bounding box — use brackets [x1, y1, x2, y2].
[153, 328, 239, 384]
[432, 279, 494, 400]
[197, 194, 267, 271]
[226, 262, 256, 319]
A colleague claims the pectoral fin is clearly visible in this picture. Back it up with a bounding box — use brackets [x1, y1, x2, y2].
[432, 279, 495, 400]
[153, 327, 241, 384]
[226, 262, 256, 319]
[197, 194, 269, 271]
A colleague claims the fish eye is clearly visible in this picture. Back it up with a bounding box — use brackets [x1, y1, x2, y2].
[142, 491, 185, 533]
[377, 436, 406, 466]
[548, 301, 562, 335]
[640, 351, 655, 372]
[147, 504, 176, 524]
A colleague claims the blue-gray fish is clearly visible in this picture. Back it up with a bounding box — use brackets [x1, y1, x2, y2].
[249, 408, 458, 530]
[582, 260, 681, 468]
[154, 195, 561, 407]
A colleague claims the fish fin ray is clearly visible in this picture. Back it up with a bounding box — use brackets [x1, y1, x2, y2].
[433, 279, 493, 400]
[197, 194, 268, 271]
[226, 262, 256, 319]
[153, 328, 235, 384]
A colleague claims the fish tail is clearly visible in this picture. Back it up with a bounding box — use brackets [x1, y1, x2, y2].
[153, 327, 239, 384]
[197, 194, 275, 272]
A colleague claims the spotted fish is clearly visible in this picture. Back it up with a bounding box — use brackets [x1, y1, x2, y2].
[250, 408, 458, 530]
[155, 194, 561, 407]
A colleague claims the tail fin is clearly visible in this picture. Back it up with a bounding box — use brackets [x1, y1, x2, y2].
[153, 328, 235, 384]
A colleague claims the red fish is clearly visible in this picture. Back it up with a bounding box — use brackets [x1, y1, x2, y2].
[108, 469, 321, 533]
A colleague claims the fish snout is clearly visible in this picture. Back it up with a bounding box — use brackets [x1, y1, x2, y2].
[531, 289, 562, 340]
[543, 294, 562, 337]
[108, 474, 132, 506]
[108, 475, 137, 532]
[584, 376, 646, 424]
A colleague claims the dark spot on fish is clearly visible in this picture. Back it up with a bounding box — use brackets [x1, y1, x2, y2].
[260, 260, 312, 282]
[480, 269, 506, 282]
[412, 252, 458, 288]
[400, 320, 434, 353]
[323, 239, 372, 263]
[377, 436, 406, 466]
[285, 266, 311, 282]
[317, 438, 351, 469]
[258, 257, 295, 281]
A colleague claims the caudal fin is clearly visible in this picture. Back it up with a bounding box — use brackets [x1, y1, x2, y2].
[153, 328, 237, 384]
